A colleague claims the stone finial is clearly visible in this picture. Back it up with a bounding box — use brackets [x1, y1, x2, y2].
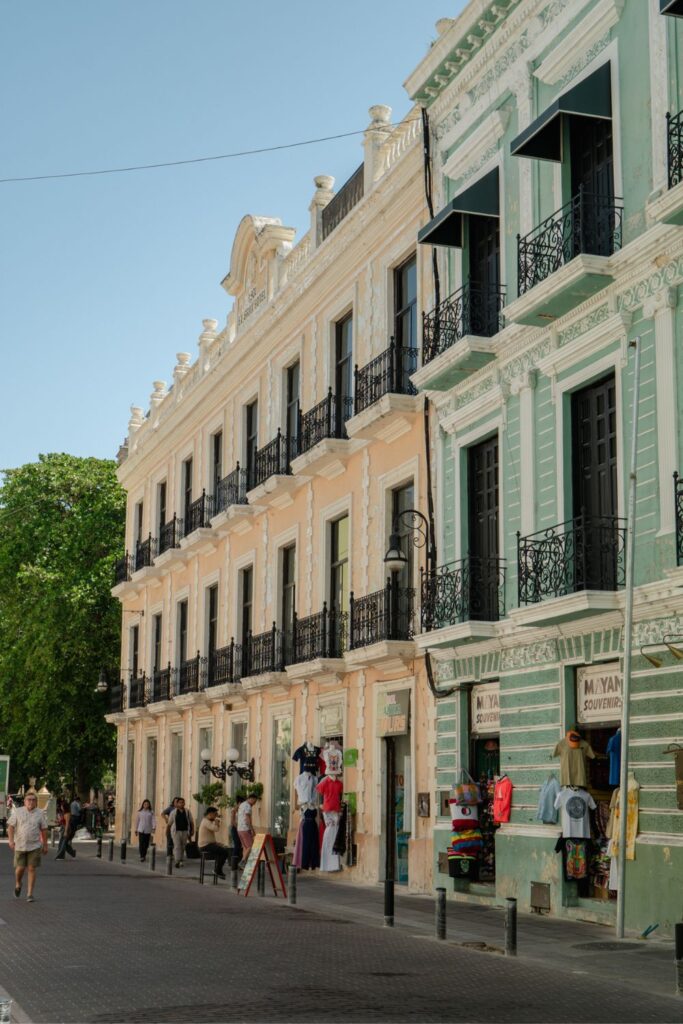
[364, 105, 392, 191]
[368, 104, 392, 125]
[128, 405, 145, 433]
[173, 353, 192, 385]
[309, 175, 336, 249]
[199, 318, 219, 348]
[150, 380, 168, 409]
[435, 18, 455, 35]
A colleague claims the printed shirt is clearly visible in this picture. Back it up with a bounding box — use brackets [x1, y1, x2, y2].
[8, 806, 48, 851]
[553, 787, 596, 838]
[236, 801, 253, 831]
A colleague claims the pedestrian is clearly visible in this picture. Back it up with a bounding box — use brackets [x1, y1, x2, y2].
[229, 800, 243, 865]
[135, 799, 156, 862]
[236, 794, 259, 868]
[8, 792, 48, 902]
[161, 796, 181, 857]
[167, 798, 194, 868]
[55, 792, 80, 860]
[198, 807, 229, 878]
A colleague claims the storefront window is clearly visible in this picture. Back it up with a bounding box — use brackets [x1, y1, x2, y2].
[271, 717, 292, 837]
[469, 681, 500, 884]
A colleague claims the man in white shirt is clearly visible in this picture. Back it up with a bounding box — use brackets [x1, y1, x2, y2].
[8, 793, 48, 902]
[236, 795, 258, 868]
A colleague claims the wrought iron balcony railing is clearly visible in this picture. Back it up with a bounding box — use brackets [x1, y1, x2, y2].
[109, 679, 125, 713]
[208, 641, 245, 686]
[297, 389, 354, 457]
[244, 625, 285, 676]
[349, 582, 415, 648]
[517, 514, 626, 605]
[321, 163, 364, 241]
[288, 605, 348, 664]
[214, 465, 249, 514]
[157, 516, 183, 556]
[667, 110, 683, 189]
[674, 472, 683, 566]
[517, 190, 623, 296]
[421, 557, 506, 631]
[175, 654, 203, 695]
[114, 554, 132, 586]
[128, 673, 148, 709]
[354, 340, 418, 415]
[151, 666, 172, 702]
[133, 535, 156, 573]
[183, 491, 214, 537]
[422, 282, 505, 365]
[249, 430, 293, 490]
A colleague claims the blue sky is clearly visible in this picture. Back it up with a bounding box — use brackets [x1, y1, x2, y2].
[1, 1, 464, 469]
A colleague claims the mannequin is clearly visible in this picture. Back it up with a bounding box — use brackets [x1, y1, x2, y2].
[316, 744, 343, 872]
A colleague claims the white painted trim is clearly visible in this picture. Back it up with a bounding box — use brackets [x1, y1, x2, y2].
[649, 0, 670, 195]
[534, 0, 624, 85]
[441, 109, 510, 182]
[318, 495, 353, 607]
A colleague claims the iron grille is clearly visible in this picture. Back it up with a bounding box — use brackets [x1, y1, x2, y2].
[215, 466, 249, 513]
[158, 516, 183, 555]
[421, 557, 505, 631]
[245, 626, 285, 676]
[349, 582, 415, 648]
[354, 340, 418, 415]
[175, 655, 202, 695]
[208, 641, 244, 686]
[422, 283, 505, 365]
[151, 667, 171, 702]
[129, 673, 148, 709]
[298, 389, 354, 456]
[321, 164, 364, 241]
[249, 430, 293, 489]
[288, 605, 348, 664]
[667, 110, 683, 189]
[517, 514, 626, 605]
[114, 554, 132, 585]
[517, 190, 623, 296]
[675, 472, 683, 566]
[183, 491, 214, 536]
[133, 535, 156, 572]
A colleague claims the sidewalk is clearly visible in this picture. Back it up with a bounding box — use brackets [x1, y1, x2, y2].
[87, 837, 678, 1002]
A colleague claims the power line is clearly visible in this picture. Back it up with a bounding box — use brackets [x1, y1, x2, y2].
[0, 120, 420, 184]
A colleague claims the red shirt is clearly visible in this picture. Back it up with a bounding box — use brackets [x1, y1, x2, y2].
[316, 776, 343, 812]
[493, 776, 513, 824]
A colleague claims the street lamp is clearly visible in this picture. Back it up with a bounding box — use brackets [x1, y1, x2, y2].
[95, 669, 108, 694]
[200, 748, 255, 782]
[640, 634, 683, 669]
[383, 508, 435, 576]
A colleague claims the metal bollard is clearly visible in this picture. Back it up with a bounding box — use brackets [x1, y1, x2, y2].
[150, 843, 156, 871]
[505, 897, 518, 957]
[120, 839, 127, 863]
[212, 864, 219, 886]
[257, 860, 266, 897]
[166, 854, 173, 876]
[384, 879, 395, 927]
[435, 887, 447, 940]
[199, 854, 205, 885]
[675, 922, 683, 995]
[231, 854, 240, 892]
[108, 838, 114, 861]
[288, 865, 297, 906]
[96, 836, 102, 859]
[50, 827, 56, 848]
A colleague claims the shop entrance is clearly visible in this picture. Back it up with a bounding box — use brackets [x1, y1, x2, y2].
[471, 737, 499, 883]
[378, 688, 412, 888]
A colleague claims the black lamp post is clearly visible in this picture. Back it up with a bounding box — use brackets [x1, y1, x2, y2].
[200, 748, 255, 783]
[384, 508, 436, 576]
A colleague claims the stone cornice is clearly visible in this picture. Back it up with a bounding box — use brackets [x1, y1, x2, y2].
[534, 0, 623, 84]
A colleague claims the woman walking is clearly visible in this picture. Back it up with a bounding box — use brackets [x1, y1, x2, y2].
[135, 800, 156, 862]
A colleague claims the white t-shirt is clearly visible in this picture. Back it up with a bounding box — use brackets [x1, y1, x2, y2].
[236, 801, 253, 831]
[554, 787, 596, 838]
[8, 806, 48, 851]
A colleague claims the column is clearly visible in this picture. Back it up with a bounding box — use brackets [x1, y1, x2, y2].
[644, 287, 679, 535]
[649, 0, 670, 196]
[512, 63, 534, 238]
[514, 371, 538, 535]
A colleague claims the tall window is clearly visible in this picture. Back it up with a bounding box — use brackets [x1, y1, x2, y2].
[206, 584, 218, 656]
[245, 400, 259, 481]
[211, 432, 223, 497]
[145, 736, 157, 808]
[240, 566, 253, 644]
[286, 362, 300, 442]
[281, 544, 296, 628]
[229, 721, 248, 797]
[130, 624, 140, 677]
[391, 482, 415, 589]
[335, 314, 353, 401]
[182, 458, 193, 522]
[134, 500, 144, 545]
[157, 481, 167, 535]
[177, 600, 188, 666]
[330, 515, 350, 613]
[169, 731, 183, 801]
[394, 255, 417, 350]
[152, 614, 163, 673]
[271, 716, 292, 837]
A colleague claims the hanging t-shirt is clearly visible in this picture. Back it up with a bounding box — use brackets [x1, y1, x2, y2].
[535, 776, 561, 824]
[553, 787, 596, 838]
[492, 776, 513, 824]
[316, 776, 343, 813]
[606, 730, 621, 787]
[606, 778, 640, 860]
[294, 771, 318, 807]
[292, 744, 321, 775]
[553, 738, 595, 787]
[554, 836, 589, 881]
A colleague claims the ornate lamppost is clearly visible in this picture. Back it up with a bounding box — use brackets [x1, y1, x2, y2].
[200, 747, 255, 783]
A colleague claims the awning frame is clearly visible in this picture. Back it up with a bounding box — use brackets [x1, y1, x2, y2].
[417, 166, 500, 248]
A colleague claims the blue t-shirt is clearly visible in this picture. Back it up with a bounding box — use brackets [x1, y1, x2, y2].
[607, 730, 621, 786]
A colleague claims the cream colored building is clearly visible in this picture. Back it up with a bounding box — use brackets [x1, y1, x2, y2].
[107, 104, 440, 890]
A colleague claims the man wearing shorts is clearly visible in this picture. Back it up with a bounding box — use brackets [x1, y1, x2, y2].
[8, 793, 48, 902]
[236, 794, 259, 868]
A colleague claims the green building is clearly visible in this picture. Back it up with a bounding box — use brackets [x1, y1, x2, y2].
[407, 0, 683, 934]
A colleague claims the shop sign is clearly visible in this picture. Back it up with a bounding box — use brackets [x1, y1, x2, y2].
[470, 682, 500, 735]
[377, 690, 410, 737]
[319, 703, 343, 738]
[576, 663, 622, 723]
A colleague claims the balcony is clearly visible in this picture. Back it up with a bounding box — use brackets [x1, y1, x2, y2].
[149, 666, 172, 704]
[321, 163, 364, 241]
[290, 390, 358, 479]
[415, 557, 505, 651]
[241, 626, 288, 691]
[650, 110, 683, 225]
[345, 583, 416, 671]
[154, 516, 188, 571]
[211, 466, 256, 535]
[666, 472, 683, 587]
[206, 641, 245, 690]
[180, 492, 217, 554]
[345, 341, 421, 444]
[511, 514, 626, 627]
[174, 654, 204, 699]
[285, 605, 347, 684]
[108, 678, 125, 714]
[506, 191, 623, 327]
[412, 284, 505, 391]
[128, 673, 148, 711]
[112, 552, 149, 597]
[246, 431, 298, 508]
[113, 554, 132, 591]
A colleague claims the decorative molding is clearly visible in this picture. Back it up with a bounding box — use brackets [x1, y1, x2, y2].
[305, 483, 314, 615]
[466, 30, 531, 107]
[537, 310, 632, 387]
[442, 109, 510, 182]
[643, 285, 677, 320]
[556, 34, 611, 91]
[534, 0, 623, 85]
[501, 638, 559, 670]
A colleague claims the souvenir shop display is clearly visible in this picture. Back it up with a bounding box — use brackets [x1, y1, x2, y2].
[477, 775, 496, 882]
[553, 727, 596, 787]
[536, 774, 560, 824]
[492, 773, 513, 824]
[291, 739, 323, 872]
[606, 772, 640, 861]
[554, 787, 595, 838]
[292, 740, 323, 775]
[606, 729, 622, 786]
[292, 808, 320, 871]
[447, 771, 483, 880]
[316, 749, 344, 873]
[554, 835, 590, 882]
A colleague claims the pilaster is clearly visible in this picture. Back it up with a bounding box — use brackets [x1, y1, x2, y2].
[644, 287, 679, 536]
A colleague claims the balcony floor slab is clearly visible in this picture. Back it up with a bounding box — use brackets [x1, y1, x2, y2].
[414, 620, 498, 653]
[154, 547, 190, 572]
[285, 658, 346, 685]
[290, 438, 362, 481]
[648, 180, 683, 226]
[146, 699, 175, 715]
[246, 475, 302, 509]
[345, 640, 416, 672]
[345, 394, 421, 444]
[179, 527, 218, 555]
[210, 505, 259, 535]
[509, 590, 621, 628]
[202, 682, 245, 702]
[664, 565, 683, 587]
[241, 671, 290, 694]
[505, 254, 614, 328]
[411, 337, 497, 392]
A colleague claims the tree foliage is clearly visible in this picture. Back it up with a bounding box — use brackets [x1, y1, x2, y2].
[0, 454, 125, 793]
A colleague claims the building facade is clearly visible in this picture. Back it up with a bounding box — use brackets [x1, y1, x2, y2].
[408, 0, 683, 934]
[107, 105, 441, 890]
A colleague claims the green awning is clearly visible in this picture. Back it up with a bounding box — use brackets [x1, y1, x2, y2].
[661, 0, 683, 15]
[417, 167, 499, 248]
[510, 63, 612, 162]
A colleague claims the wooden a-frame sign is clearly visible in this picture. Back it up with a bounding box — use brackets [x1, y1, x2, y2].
[238, 832, 286, 897]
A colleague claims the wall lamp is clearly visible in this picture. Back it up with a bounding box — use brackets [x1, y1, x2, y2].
[201, 747, 255, 782]
[639, 634, 683, 669]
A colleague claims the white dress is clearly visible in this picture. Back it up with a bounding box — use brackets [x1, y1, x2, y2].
[320, 811, 341, 872]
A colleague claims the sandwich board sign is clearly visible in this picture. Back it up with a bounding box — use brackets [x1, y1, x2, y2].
[237, 832, 286, 897]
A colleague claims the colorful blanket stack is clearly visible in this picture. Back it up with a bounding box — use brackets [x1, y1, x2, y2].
[447, 781, 483, 879]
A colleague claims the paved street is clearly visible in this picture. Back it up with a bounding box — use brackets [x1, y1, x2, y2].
[0, 843, 680, 1024]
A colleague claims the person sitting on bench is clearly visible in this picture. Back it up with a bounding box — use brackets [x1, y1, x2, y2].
[198, 807, 229, 878]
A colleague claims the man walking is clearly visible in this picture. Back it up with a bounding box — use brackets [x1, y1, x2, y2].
[167, 797, 194, 868]
[162, 797, 180, 858]
[8, 793, 48, 902]
[236, 793, 259, 868]
[55, 792, 81, 860]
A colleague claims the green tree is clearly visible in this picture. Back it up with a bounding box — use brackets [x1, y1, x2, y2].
[0, 453, 125, 795]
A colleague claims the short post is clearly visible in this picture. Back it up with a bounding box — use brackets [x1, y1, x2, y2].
[231, 854, 240, 891]
[505, 897, 518, 957]
[150, 843, 156, 872]
[199, 853, 205, 884]
[288, 865, 297, 906]
[257, 860, 266, 897]
[50, 827, 56, 848]
[120, 839, 127, 863]
[166, 854, 173, 876]
[212, 864, 219, 886]
[384, 878, 394, 928]
[435, 887, 447, 940]
[96, 836, 102, 859]
[675, 922, 683, 996]
[108, 838, 114, 861]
